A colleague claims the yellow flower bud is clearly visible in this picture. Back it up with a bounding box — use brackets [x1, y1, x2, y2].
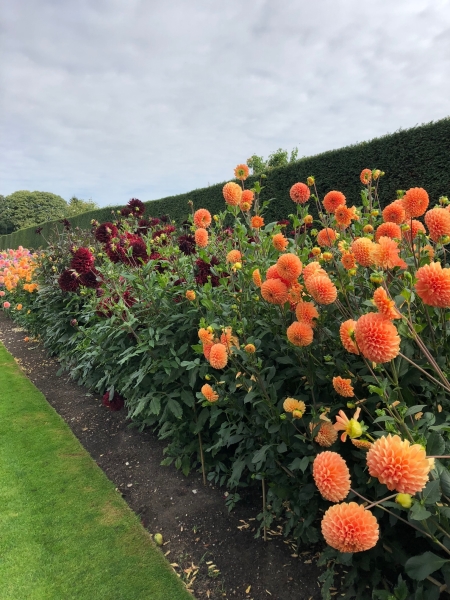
[348, 419, 363, 439]
[395, 494, 412, 509]
[311, 247, 321, 256]
[233, 262, 242, 270]
[307, 176, 315, 186]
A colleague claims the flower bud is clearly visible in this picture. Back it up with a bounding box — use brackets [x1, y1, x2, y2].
[307, 176, 315, 186]
[395, 493, 412, 509]
[348, 419, 363, 439]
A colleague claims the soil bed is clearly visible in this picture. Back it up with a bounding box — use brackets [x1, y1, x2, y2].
[0, 312, 323, 600]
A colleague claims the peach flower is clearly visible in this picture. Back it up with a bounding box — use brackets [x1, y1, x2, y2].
[201, 384, 219, 402]
[295, 301, 319, 327]
[371, 237, 406, 270]
[354, 313, 400, 363]
[313, 452, 351, 502]
[252, 269, 262, 287]
[277, 253, 302, 281]
[373, 287, 401, 319]
[403, 219, 426, 243]
[311, 419, 338, 447]
[272, 233, 289, 252]
[290, 182, 310, 204]
[425, 207, 450, 242]
[334, 407, 362, 442]
[360, 169, 372, 185]
[195, 228, 209, 248]
[286, 321, 314, 346]
[193, 209, 212, 228]
[305, 275, 337, 305]
[415, 262, 450, 308]
[375, 222, 402, 242]
[402, 187, 429, 218]
[260, 279, 289, 305]
[323, 191, 346, 214]
[382, 201, 406, 224]
[223, 182, 242, 206]
[332, 376, 354, 397]
[251, 215, 264, 229]
[302, 261, 326, 281]
[341, 252, 356, 270]
[226, 250, 242, 263]
[351, 237, 374, 267]
[234, 164, 249, 180]
[283, 398, 306, 414]
[321, 502, 379, 553]
[317, 228, 337, 247]
[209, 343, 228, 369]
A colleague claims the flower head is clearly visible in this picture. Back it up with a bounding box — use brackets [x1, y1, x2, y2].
[305, 275, 337, 305]
[351, 237, 374, 267]
[317, 228, 337, 247]
[286, 321, 314, 346]
[313, 452, 351, 502]
[58, 269, 79, 292]
[198, 327, 214, 344]
[193, 209, 212, 229]
[425, 207, 450, 242]
[276, 253, 302, 281]
[95, 222, 118, 243]
[321, 502, 379, 553]
[226, 249, 242, 263]
[302, 261, 326, 281]
[195, 228, 209, 248]
[367, 434, 431, 494]
[415, 262, 450, 308]
[290, 182, 311, 204]
[333, 407, 362, 442]
[209, 343, 228, 369]
[323, 191, 346, 214]
[351, 439, 373, 451]
[223, 182, 242, 206]
[186, 290, 196, 301]
[360, 169, 372, 185]
[402, 187, 429, 218]
[295, 301, 319, 327]
[272, 233, 289, 252]
[283, 398, 306, 414]
[70, 247, 95, 274]
[340, 319, 359, 354]
[252, 269, 262, 287]
[128, 198, 145, 216]
[332, 376, 354, 397]
[201, 384, 219, 402]
[3, 301, 10, 309]
[341, 252, 356, 270]
[335, 205, 353, 228]
[260, 278, 288, 305]
[234, 164, 249, 180]
[311, 419, 338, 447]
[382, 201, 406, 225]
[240, 189, 254, 209]
[244, 343, 256, 353]
[403, 219, 426, 243]
[373, 287, 401, 319]
[251, 215, 264, 229]
[220, 327, 239, 352]
[375, 222, 402, 242]
[355, 313, 400, 363]
[371, 237, 406, 270]
[287, 282, 304, 304]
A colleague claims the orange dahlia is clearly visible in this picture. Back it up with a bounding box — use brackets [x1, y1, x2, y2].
[286, 321, 314, 346]
[311, 419, 338, 447]
[220, 327, 239, 352]
[317, 228, 337, 247]
[363, 224, 374, 234]
[371, 237, 406, 270]
[321, 502, 379, 553]
[354, 313, 400, 363]
[375, 222, 402, 242]
[295, 301, 319, 326]
[290, 182, 310, 204]
[415, 261, 450, 308]
[266, 264, 291, 287]
[287, 282, 304, 304]
[403, 219, 426, 243]
[351, 439, 373, 450]
[340, 319, 359, 355]
[240, 189, 254, 208]
[195, 228, 209, 248]
[277, 253, 302, 281]
[272, 233, 289, 252]
[193, 208, 212, 228]
[252, 268, 262, 287]
[198, 328, 214, 344]
[226, 249, 242, 263]
[335, 205, 353, 228]
[260, 278, 289, 305]
[302, 261, 326, 281]
[201, 384, 219, 402]
[367, 434, 431, 494]
[305, 275, 337, 305]
[313, 452, 351, 502]
[244, 343, 256, 353]
[209, 343, 228, 369]
[203, 341, 214, 361]
[425, 207, 450, 242]
[382, 201, 406, 225]
[334, 407, 362, 442]
[351, 237, 374, 267]
[323, 191, 346, 214]
[402, 187, 429, 218]
[283, 398, 306, 414]
[373, 287, 401, 319]
[223, 182, 242, 206]
[186, 290, 196, 301]
[251, 215, 264, 229]
[341, 252, 356, 270]
[234, 164, 249, 181]
[332, 376, 354, 397]
[360, 169, 372, 185]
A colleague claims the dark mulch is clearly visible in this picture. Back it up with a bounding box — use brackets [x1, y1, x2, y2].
[0, 312, 323, 600]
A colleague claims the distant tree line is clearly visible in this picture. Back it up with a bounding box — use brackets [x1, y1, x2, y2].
[0, 191, 98, 234]
[246, 146, 299, 175]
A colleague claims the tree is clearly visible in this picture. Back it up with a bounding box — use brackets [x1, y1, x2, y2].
[0, 195, 14, 235]
[65, 196, 98, 217]
[2, 191, 68, 232]
[246, 147, 299, 175]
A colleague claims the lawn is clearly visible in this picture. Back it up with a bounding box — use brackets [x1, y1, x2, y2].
[0, 342, 192, 600]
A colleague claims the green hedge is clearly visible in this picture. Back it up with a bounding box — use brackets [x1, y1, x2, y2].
[2, 117, 449, 250]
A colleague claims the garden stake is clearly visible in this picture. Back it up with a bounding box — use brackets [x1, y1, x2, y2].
[262, 477, 267, 542]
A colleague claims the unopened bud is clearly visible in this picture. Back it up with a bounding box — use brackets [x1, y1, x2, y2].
[395, 493, 412, 509]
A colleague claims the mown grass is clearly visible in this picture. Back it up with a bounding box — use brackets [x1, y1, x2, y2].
[0, 342, 192, 600]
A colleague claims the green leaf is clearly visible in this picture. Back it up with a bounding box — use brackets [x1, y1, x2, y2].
[405, 552, 449, 580]
[252, 444, 272, 465]
[404, 404, 427, 417]
[422, 480, 441, 505]
[427, 432, 445, 456]
[410, 503, 431, 521]
[440, 468, 450, 497]
[167, 398, 182, 419]
[149, 396, 161, 415]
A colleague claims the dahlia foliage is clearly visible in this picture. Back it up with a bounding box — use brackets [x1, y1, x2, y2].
[3, 167, 450, 598]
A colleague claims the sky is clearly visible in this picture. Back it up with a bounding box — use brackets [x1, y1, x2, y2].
[1, 0, 449, 207]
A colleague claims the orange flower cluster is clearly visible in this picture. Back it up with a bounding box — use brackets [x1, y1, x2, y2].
[0, 248, 38, 293]
[382, 200, 405, 225]
[370, 237, 406, 270]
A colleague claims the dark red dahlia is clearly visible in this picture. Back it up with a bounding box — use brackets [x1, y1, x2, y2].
[148, 217, 161, 227]
[277, 219, 290, 227]
[79, 269, 101, 289]
[60, 218, 71, 230]
[128, 198, 145, 216]
[163, 225, 176, 235]
[178, 234, 196, 255]
[120, 206, 132, 217]
[58, 269, 79, 292]
[137, 218, 150, 235]
[95, 222, 118, 243]
[102, 391, 125, 411]
[70, 248, 95, 274]
[160, 214, 170, 223]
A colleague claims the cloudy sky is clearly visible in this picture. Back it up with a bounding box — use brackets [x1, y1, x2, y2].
[1, 0, 449, 207]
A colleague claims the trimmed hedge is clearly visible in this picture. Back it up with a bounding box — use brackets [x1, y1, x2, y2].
[1, 117, 449, 250]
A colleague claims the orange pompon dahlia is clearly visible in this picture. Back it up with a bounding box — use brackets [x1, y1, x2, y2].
[302, 261, 326, 281]
[234, 164, 249, 181]
[277, 253, 302, 281]
[317, 228, 338, 247]
[260, 278, 289, 305]
[209, 343, 228, 369]
[283, 397, 306, 414]
[375, 222, 402, 242]
[371, 237, 407, 270]
[425, 207, 450, 242]
[186, 290, 196, 301]
[266, 264, 291, 287]
[334, 205, 353, 228]
[321, 502, 379, 553]
[240, 189, 254, 208]
[252, 268, 262, 287]
[332, 376, 354, 397]
[244, 343, 256, 353]
[203, 341, 214, 361]
[402, 187, 429, 218]
[296, 301, 319, 326]
[415, 262, 450, 308]
[305, 275, 337, 305]
[286, 321, 314, 346]
[341, 252, 356, 270]
[421, 244, 435, 260]
[403, 219, 426, 243]
[272, 233, 289, 252]
[351, 237, 374, 267]
[323, 191, 346, 214]
[223, 182, 242, 206]
[251, 215, 264, 229]
[340, 319, 359, 355]
[360, 169, 372, 185]
[193, 208, 212, 228]
[290, 182, 310, 204]
[367, 434, 431, 494]
[382, 200, 406, 225]
[363, 224, 374, 234]
[220, 327, 239, 352]
[287, 282, 303, 304]
[226, 249, 242, 263]
[201, 384, 219, 403]
[313, 452, 351, 502]
[311, 419, 338, 447]
[354, 313, 400, 363]
[334, 407, 362, 442]
[195, 228, 209, 248]
[198, 328, 214, 344]
[373, 286, 401, 319]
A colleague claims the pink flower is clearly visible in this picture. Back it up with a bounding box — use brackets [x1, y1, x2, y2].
[3, 301, 11, 309]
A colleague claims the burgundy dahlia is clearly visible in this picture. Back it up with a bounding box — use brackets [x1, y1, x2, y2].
[120, 206, 132, 217]
[79, 269, 101, 289]
[178, 234, 196, 255]
[160, 214, 170, 223]
[148, 217, 161, 227]
[102, 391, 125, 411]
[95, 222, 118, 243]
[58, 269, 79, 292]
[128, 198, 145, 216]
[70, 247, 95, 274]
[137, 218, 150, 235]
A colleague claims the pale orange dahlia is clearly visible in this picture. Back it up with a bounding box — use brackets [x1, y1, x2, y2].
[425, 207, 450, 242]
[351, 237, 374, 267]
[185, 290, 196, 301]
[382, 201, 406, 225]
[193, 208, 212, 228]
[277, 253, 302, 281]
[220, 327, 239, 352]
[209, 343, 228, 369]
[290, 182, 310, 204]
[234, 164, 249, 181]
[251, 215, 264, 229]
[286, 321, 314, 346]
[360, 169, 372, 185]
[317, 228, 338, 247]
[332, 376, 354, 397]
[203, 341, 214, 361]
[283, 397, 306, 414]
[334, 408, 362, 442]
[311, 420, 338, 447]
[266, 265, 291, 287]
[375, 222, 402, 242]
[371, 237, 406, 270]
[240, 189, 254, 208]
[305, 275, 337, 305]
[402, 187, 429, 218]
[367, 434, 431, 494]
[341, 252, 356, 270]
[244, 343, 256, 353]
[260, 279, 289, 305]
[363, 224, 374, 234]
[252, 269, 262, 287]
[313, 452, 351, 502]
[287, 282, 304, 304]
[295, 301, 319, 326]
[223, 182, 242, 206]
[195, 228, 209, 248]
[226, 249, 242, 263]
[321, 502, 379, 553]
[323, 191, 346, 214]
[198, 328, 214, 344]
[335, 205, 353, 228]
[340, 319, 359, 355]
[201, 384, 219, 402]
[272, 233, 289, 252]
[354, 313, 400, 363]
[373, 287, 401, 319]
[415, 261, 450, 308]
[302, 261, 326, 281]
[403, 219, 426, 243]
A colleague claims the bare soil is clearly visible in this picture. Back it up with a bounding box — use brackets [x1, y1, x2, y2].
[0, 312, 323, 600]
